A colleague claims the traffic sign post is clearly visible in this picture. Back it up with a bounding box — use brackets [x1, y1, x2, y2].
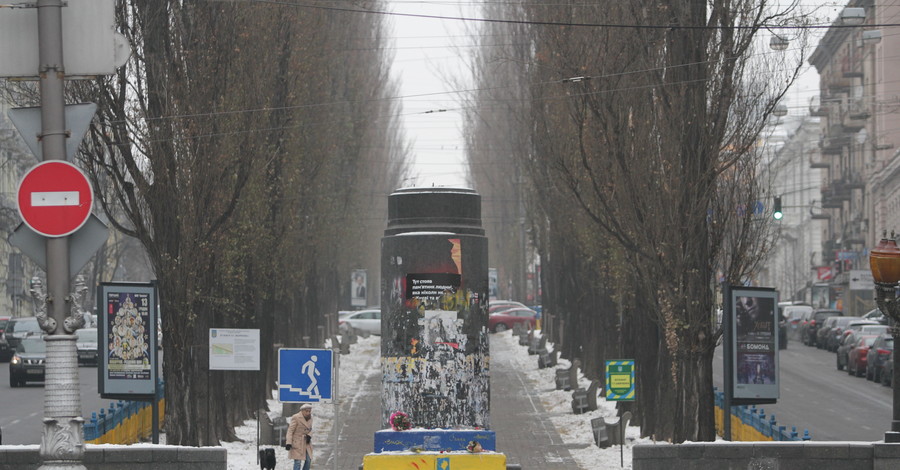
[278, 348, 334, 403]
[17, 160, 93, 238]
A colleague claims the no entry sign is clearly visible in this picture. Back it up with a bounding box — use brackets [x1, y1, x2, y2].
[17, 160, 93, 237]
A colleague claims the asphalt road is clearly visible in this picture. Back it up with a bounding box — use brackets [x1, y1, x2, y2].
[0, 361, 115, 445]
[714, 333, 894, 441]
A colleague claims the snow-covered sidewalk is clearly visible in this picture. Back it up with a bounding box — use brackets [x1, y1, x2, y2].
[217, 330, 651, 469]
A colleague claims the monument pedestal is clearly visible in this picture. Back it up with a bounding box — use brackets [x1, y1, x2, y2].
[373, 429, 496, 452]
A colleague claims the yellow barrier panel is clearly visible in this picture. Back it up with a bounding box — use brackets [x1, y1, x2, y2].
[86, 398, 166, 445]
[715, 403, 775, 442]
[363, 452, 507, 470]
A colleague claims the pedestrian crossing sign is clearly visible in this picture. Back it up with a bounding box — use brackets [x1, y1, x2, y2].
[605, 360, 635, 401]
[278, 348, 334, 403]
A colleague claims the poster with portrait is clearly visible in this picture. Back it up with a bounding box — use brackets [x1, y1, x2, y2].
[98, 282, 158, 398]
[351, 269, 367, 307]
[729, 286, 779, 401]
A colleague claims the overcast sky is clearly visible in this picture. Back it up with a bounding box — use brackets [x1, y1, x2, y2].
[388, 1, 847, 188]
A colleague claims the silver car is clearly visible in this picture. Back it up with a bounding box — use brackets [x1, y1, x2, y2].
[338, 308, 381, 337]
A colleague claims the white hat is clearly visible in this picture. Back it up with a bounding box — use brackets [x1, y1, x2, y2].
[299, 404, 312, 410]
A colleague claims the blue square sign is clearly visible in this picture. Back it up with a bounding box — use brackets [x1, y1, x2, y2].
[278, 348, 333, 403]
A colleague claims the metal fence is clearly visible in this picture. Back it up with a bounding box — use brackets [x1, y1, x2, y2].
[84, 381, 165, 444]
[713, 389, 810, 441]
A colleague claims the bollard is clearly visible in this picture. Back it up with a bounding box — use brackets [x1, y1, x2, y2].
[802, 429, 811, 440]
[790, 426, 798, 440]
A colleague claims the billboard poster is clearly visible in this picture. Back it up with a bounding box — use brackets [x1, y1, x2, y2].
[98, 282, 158, 398]
[351, 269, 367, 307]
[730, 287, 779, 401]
[489, 268, 499, 300]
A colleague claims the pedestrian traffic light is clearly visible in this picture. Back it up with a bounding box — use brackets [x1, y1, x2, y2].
[773, 196, 783, 220]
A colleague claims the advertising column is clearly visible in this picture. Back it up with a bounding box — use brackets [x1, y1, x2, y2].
[381, 188, 490, 429]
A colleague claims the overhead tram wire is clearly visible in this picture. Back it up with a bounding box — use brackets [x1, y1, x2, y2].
[227, 0, 900, 31]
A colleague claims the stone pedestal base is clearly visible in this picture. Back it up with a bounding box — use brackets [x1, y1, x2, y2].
[373, 429, 496, 452]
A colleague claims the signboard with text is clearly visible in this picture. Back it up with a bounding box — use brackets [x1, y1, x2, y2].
[728, 286, 779, 402]
[97, 282, 158, 399]
[605, 360, 635, 401]
[209, 329, 260, 371]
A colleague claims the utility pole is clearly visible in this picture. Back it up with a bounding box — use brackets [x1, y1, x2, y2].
[36, 1, 85, 468]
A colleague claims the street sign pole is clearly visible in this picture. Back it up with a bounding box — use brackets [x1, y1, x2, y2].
[36, 1, 85, 469]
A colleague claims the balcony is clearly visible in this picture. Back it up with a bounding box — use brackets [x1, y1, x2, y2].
[809, 153, 831, 169]
[841, 53, 863, 78]
[841, 97, 869, 132]
[820, 136, 847, 155]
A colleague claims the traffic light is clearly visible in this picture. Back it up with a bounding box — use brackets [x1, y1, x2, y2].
[773, 196, 783, 220]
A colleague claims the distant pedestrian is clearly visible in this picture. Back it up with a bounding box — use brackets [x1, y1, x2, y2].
[285, 404, 313, 470]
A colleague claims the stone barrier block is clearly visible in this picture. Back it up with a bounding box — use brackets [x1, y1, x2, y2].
[373, 429, 496, 452]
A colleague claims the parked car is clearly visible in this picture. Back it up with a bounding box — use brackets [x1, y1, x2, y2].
[6, 316, 42, 352]
[832, 320, 880, 352]
[778, 310, 788, 350]
[847, 334, 879, 377]
[866, 333, 894, 382]
[488, 307, 537, 333]
[863, 308, 889, 325]
[0, 315, 11, 361]
[802, 309, 842, 347]
[821, 316, 864, 352]
[489, 300, 527, 315]
[816, 316, 844, 350]
[883, 356, 894, 388]
[338, 308, 381, 337]
[75, 327, 98, 366]
[9, 337, 46, 387]
[782, 305, 813, 341]
[837, 330, 862, 371]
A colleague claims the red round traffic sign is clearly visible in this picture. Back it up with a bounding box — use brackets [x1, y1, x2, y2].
[17, 160, 93, 237]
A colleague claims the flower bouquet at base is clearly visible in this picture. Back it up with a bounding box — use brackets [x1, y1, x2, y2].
[389, 411, 412, 431]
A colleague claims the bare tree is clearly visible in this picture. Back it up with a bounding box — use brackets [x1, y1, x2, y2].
[467, 0, 810, 441]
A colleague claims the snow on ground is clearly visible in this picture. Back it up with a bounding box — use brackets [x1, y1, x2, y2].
[216, 330, 653, 469]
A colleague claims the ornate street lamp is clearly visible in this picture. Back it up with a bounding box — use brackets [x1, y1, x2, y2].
[869, 231, 900, 442]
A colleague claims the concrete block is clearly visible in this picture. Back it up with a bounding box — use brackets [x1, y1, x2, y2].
[151, 447, 181, 462]
[675, 443, 704, 459]
[3, 449, 39, 465]
[177, 446, 227, 462]
[752, 443, 804, 459]
[106, 448, 153, 462]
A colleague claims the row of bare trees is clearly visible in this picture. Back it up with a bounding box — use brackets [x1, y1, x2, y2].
[465, 0, 813, 442]
[5, 1, 407, 446]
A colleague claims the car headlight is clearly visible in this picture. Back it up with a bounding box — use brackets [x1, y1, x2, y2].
[10, 355, 21, 365]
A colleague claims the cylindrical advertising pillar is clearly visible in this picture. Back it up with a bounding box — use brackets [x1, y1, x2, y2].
[381, 187, 490, 429]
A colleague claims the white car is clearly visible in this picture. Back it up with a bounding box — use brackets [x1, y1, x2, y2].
[338, 309, 381, 337]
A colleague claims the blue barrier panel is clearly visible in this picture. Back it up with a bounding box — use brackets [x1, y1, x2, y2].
[714, 390, 806, 442]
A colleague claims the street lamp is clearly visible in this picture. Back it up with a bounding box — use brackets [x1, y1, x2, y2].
[868, 231, 900, 443]
[769, 35, 789, 51]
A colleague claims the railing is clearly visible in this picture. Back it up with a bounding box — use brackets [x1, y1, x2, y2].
[84, 381, 165, 444]
[714, 389, 810, 441]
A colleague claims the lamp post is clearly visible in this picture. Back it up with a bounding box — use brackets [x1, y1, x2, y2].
[869, 231, 900, 443]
